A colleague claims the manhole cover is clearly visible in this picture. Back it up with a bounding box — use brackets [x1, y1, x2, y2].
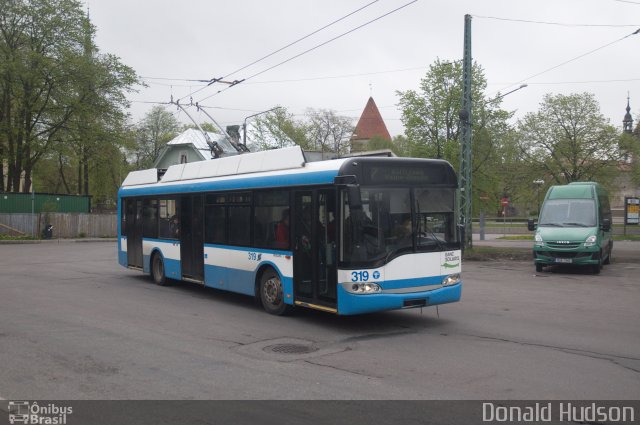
[263, 343, 318, 355]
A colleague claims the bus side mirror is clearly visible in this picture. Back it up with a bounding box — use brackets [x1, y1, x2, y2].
[347, 185, 362, 210]
[527, 219, 536, 231]
[601, 218, 611, 232]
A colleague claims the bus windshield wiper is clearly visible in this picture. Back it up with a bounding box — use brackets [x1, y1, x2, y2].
[416, 200, 444, 251]
[539, 222, 562, 227]
[563, 222, 590, 227]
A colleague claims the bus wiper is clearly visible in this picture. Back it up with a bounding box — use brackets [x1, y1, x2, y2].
[416, 200, 444, 251]
[539, 223, 562, 227]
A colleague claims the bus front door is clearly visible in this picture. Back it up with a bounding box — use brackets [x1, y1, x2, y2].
[180, 195, 204, 282]
[293, 189, 337, 311]
[126, 199, 143, 268]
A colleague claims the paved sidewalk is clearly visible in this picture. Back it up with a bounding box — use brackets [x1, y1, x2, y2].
[0, 238, 116, 244]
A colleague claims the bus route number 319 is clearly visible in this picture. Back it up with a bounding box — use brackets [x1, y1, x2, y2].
[351, 270, 381, 282]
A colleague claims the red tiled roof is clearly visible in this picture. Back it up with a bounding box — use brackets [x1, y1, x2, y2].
[351, 97, 391, 141]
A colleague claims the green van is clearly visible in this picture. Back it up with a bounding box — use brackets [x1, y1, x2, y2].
[528, 182, 613, 273]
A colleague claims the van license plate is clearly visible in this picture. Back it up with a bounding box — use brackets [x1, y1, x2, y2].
[555, 258, 572, 263]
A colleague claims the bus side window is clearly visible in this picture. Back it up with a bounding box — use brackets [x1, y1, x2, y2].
[142, 199, 158, 239]
[253, 190, 290, 250]
[121, 200, 129, 236]
[158, 199, 178, 239]
[205, 205, 226, 244]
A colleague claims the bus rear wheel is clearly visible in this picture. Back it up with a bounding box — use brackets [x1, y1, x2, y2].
[151, 253, 167, 286]
[260, 268, 292, 316]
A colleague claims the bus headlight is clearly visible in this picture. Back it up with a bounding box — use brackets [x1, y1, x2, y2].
[535, 233, 544, 246]
[442, 273, 461, 286]
[584, 235, 597, 247]
[344, 282, 382, 294]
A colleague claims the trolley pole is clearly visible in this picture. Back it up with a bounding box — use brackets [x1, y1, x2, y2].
[458, 14, 473, 250]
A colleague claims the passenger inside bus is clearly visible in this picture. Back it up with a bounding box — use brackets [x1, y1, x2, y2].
[170, 215, 180, 238]
[275, 209, 289, 249]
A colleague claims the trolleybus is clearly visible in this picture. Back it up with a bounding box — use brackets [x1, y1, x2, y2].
[117, 146, 462, 315]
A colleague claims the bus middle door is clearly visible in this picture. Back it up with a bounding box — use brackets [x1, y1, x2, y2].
[293, 189, 337, 311]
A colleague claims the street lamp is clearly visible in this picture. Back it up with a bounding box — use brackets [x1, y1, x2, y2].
[488, 84, 528, 104]
[533, 179, 545, 214]
[243, 107, 282, 147]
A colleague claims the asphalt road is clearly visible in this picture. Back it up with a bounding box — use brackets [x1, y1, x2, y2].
[0, 242, 639, 400]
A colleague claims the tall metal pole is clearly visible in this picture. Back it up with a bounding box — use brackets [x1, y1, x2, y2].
[458, 14, 473, 249]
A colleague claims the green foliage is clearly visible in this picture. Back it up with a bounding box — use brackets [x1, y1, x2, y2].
[517, 93, 621, 186]
[249, 107, 308, 150]
[248, 107, 354, 155]
[182, 122, 219, 133]
[397, 59, 497, 163]
[131, 105, 180, 169]
[0, 0, 139, 209]
[305, 109, 353, 155]
[397, 58, 517, 215]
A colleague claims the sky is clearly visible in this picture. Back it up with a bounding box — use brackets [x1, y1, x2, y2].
[87, 0, 640, 138]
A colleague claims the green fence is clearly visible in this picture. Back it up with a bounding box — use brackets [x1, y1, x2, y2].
[0, 192, 90, 213]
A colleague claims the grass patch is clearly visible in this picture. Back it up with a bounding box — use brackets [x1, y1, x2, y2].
[496, 235, 533, 240]
[497, 234, 639, 242]
[463, 246, 531, 262]
[614, 234, 640, 242]
[0, 234, 38, 241]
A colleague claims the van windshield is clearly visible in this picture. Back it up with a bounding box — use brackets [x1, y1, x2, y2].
[538, 199, 596, 227]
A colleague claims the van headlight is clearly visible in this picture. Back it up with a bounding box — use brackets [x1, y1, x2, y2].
[584, 235, 597, 247]
[535, 233, 544, 246]
[344, 282, 381, 294]
[442, 273, 461, 286]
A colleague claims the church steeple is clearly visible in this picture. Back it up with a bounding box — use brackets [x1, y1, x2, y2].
[623, 94, 633, 134]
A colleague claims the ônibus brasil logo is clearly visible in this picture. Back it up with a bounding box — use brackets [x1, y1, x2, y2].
[8, 401, 73, 425]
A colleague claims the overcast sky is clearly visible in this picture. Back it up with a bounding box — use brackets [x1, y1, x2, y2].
[87, 0, 639, 137]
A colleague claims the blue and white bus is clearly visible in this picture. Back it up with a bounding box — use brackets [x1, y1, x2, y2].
[117, 146, 462, 315]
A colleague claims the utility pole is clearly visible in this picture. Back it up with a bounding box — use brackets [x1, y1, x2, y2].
[458, 14, 473, 250]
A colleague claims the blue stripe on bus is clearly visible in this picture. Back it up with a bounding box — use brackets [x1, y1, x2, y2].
[337, 282, 462, 315]
[144, 237, 180, 244]
[380, 275, 444, 290]
[119, 250, 127, 267]
[204, 243, 292, 256]
[205, 264, 255, 296]
[204, 261, 293, 304]
[118, 170, 339, 197]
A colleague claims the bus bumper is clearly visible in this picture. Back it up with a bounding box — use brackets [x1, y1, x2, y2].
[336, 282, 462, 315]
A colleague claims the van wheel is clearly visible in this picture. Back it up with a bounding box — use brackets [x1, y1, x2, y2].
[151, 253, 167, 286]
[603, 246, 611, 265]
[535, 263, 543, 273]
[592, 260, 602, 274]
[259, 268, 292, 316]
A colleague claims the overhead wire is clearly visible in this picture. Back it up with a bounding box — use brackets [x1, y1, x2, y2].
[493, 28, 640, 95]
[195, 0, 418, 104]
[221, 0, 380, 79]
[471, 14, 639, 27]
[177, 0, 380, 103]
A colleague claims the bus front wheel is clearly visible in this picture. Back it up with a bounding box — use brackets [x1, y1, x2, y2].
[151, 253, 167, 286]
[259, 268, 292, 316]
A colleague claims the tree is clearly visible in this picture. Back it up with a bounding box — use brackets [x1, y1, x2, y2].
[397, 59, 516, 214]
[248, 107, 354, 155]
[248, 107, 308, 151]
[305, 108, 353, 155]
[397, 59, 502, 163]
[0, 0, 138, 197]
[132, 106, 180, 168]
[516, 93, 621, 186]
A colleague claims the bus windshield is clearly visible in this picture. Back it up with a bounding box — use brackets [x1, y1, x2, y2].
[341, 186, 458, 267]
[538, 199, 596, 227]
